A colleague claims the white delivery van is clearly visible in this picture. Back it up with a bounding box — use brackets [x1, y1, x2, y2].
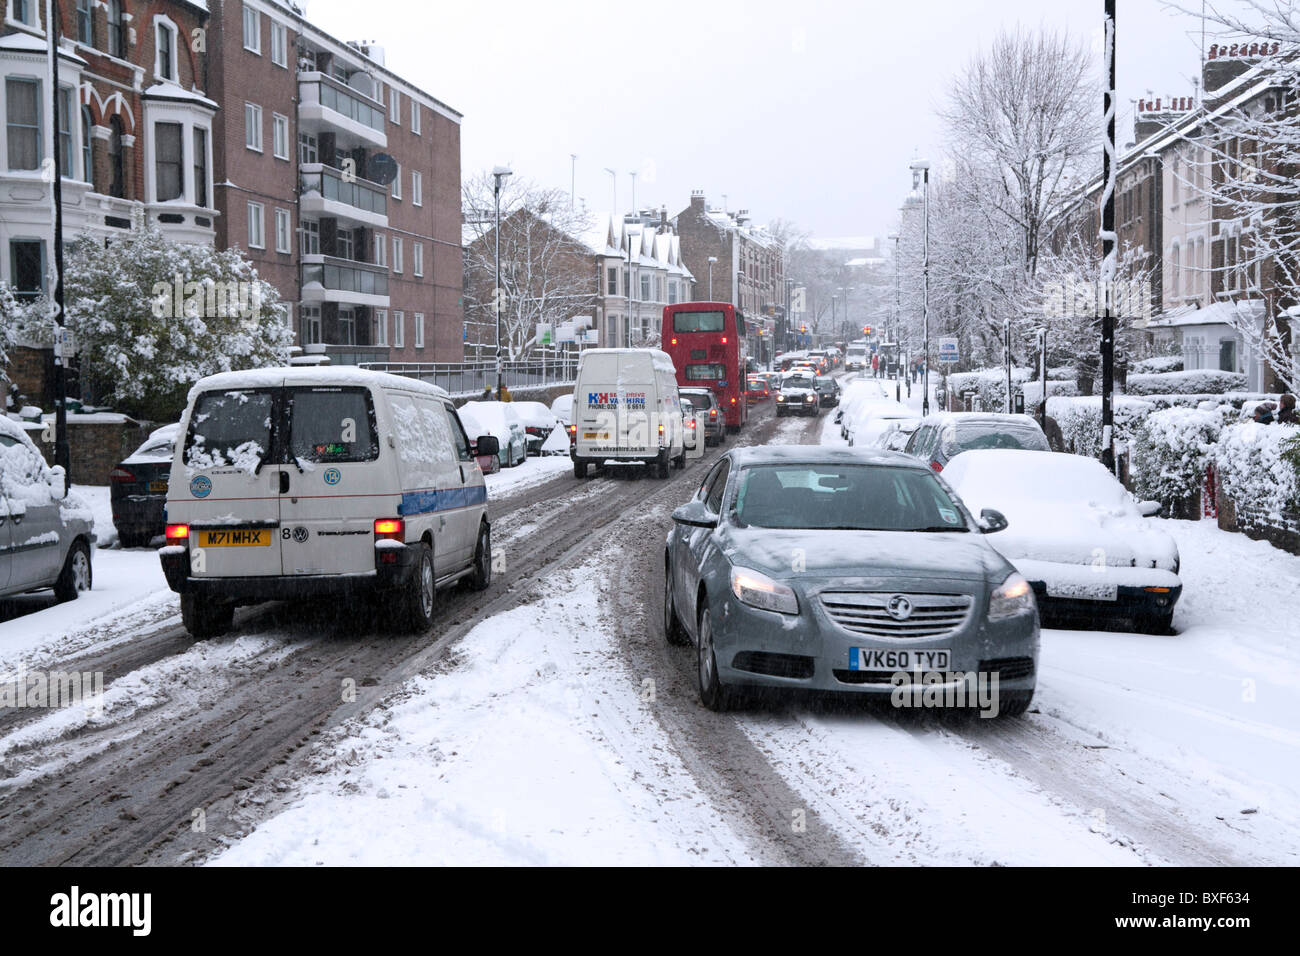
[571, 348, 685, 479]
[160, 367, 495, 637]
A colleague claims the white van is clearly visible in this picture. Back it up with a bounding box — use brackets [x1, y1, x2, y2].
[160, 367, 494, 637]
[570, 348, 685, 479]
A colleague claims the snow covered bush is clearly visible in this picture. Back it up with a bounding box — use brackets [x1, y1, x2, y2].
[1046, 395, 1154, 457]
[1131, 355, 1184, 374]
[1215, 422, 1300, 524]
[1131, 407, 1222, 512]
[1126, 369, 1247, 395]
[1022, 378, 1078, 416]
[945, 367, 1032, 411]
[59, 224, 292, 420]
[1047, 365, 1077, 380]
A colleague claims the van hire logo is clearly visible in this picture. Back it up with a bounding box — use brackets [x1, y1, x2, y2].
[50, 887, 151, 936]
[152, 273, 264, 320]
[587, 392, 647, 409]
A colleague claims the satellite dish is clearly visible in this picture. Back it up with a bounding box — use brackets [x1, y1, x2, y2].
[368, 153, 398, 186]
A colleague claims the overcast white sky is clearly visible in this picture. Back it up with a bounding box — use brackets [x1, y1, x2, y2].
[302, 0, 1218, 243]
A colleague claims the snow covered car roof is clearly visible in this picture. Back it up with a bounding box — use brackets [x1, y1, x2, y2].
[727, 444, 921, 469]
[187, 366, 449, 401]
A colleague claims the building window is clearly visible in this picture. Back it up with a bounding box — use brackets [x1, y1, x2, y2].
[414, 312, 424, 348]
[373, 233, 386, 267]
[275, 208, 291, 253]
[271, 21, 288, 67]
[411, 101, 420, 134]
[272, 113, 289, 160]
[302, 305, 322, 345]
[81, 106, 92, 184]
[640, 273, 651, 300]
[299, 132, 317, 165]
[244, 103, 263, 152]
[389, 87, 400, 123]
[374, 308, 388, 346]
[193, 127, 208, 207]
[6, 78, 41, 171]
[154, 121, 183, 201]
[243, 7, 261, 54]
[413, 242, 423, 277]
[8, 239, 44, 300]
[393, 310, 405, 348]
[75, 0, 94, 46]
[338, 306, 356, 345]
[57, 87, 73, 179]
[412, 169, 422, 206]
[392, 237, 403, 273]
[391, 162, 401, 199]
[607, 266, 617, 295]
[108, 116, 124, 197]
[299, 219, 320, 255]
[247, 201, 265, 249]
[336, 228, 354, 260]
[156, 22, 177, 81]
[106, 0, 125, 57]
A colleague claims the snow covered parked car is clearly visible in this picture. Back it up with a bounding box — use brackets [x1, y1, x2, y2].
[457, 401, 528, 468]
[0, 416, 94, 603]
[110, 423, 180, 547]
[160, 367, 494, 637]
[512, 401, 559, 456]
[905, 412, 1049, 472]
[941, 449, 1181, 633]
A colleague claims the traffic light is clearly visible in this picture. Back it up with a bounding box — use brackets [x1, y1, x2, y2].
[862, 325, 870, 335]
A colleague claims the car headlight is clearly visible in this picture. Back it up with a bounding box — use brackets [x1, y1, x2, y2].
[805, 394, 816, 402]
[988, 572, 1035, 621]
[730, 567, 799, 615]
[777, 395, 786, 402]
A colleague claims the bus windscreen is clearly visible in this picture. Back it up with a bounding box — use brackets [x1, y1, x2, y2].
[673, 310, 726, 333]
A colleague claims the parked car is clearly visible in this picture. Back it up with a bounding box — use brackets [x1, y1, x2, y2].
[746, 375, 771, 403]
[775, 372, 820, 417]
[550, 393, 574, 428]
[905, 412, 1050, 472]
[850, 409, 918, 448]
[512, 401, 559, 456]
[160, 367, 494, 638]
[813, 375, 840, 408]
[0, 417, 94, 604]
[110, 423, 180, 547]
[942, 449, 1181, 633]
[458, 401, 528, 469]
[680, 387, 725, 446]
[571, 348, 685, 479]
[835, 380, 891, 434]
[663, 446, 1038, 715]
[879, 418, 922, 452]
[680, 397, 706, 460]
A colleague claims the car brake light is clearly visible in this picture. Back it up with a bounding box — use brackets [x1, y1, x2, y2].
[165, 523, 190, 541]
[670, 337, 677, 345]
[930, 461, 943, 472]
[110, 467, 137, 483]
[374, 518, 404, 541]
[709, 409, 717, 418]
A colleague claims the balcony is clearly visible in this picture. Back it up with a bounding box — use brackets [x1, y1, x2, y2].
[298, 72, 387, 149]
[299, 163, 387, 228]
[301, 255, 389, 308]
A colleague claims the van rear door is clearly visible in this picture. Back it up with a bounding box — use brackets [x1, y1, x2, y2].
[179, 387, 283, 579]
[277, 386, 386, 577]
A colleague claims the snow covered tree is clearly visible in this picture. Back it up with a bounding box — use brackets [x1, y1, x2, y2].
[53, 222, 291, 420]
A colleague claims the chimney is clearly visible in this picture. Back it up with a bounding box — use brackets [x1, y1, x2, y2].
[690, 189, 706, 212]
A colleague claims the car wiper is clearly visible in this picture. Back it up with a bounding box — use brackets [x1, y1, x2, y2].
[906, 526, 970, 533]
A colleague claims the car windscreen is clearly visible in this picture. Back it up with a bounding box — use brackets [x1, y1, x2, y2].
[288, 387, 379, 463]
[732, 464, 969, 532]
[673, 310, 725, 333]
[184, 390, 274, 470]
[954, 422, 1049, 453]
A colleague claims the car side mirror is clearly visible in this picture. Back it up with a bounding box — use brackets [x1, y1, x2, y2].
[47, 464, 68, 500]
[1137, 500, 1162, 517]
[672, 501, 718, 529]
[476, 435, 500, 457]
[978, 508, 1008, 533]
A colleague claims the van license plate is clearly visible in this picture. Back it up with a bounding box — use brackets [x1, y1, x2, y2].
[197, 529, 272, 548]
[148, 479, 168, 492]
[583, 432, 608, 440]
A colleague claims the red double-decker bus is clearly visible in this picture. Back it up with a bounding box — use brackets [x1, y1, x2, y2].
[662, 302, 749, 431]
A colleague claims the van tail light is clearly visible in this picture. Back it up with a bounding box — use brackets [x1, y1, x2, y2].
[374, 518, 404, 541]
[110, 467, 137, 483]
[165, 523, 190, 541]
[930, 461, 943, 473]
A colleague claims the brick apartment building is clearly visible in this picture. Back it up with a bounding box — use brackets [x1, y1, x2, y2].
[674, 190, 784, 319]
[207, 0, 463, 366]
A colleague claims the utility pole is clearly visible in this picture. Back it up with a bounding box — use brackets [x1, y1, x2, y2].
[47, 0, 69, 474]
[912, 159, 932, 415]
[570, 154, 577, 210]
[1100, 0, 1117, 471]
[493, 166, 512, 395]
[1004, 318, 1013, 414]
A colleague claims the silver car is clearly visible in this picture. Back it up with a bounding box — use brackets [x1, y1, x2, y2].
[663, 446, 1039, 715]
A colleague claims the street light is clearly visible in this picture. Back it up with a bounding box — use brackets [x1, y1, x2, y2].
[707, 256, 718, 300]
[493, 165, 513, 394]
[910, 158, 931, 415]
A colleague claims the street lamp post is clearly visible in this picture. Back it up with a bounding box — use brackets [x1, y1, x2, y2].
[707, 256, 717, 300]
[493, 166, 513, 395]
[911, 159, 931, 415]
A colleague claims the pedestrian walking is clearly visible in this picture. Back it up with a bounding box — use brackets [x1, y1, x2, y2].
[1252, 401, 1277, 424]
[871, 353, 880, 379]
[498, 384, 514, 402]
[480, 385, 492, 401]
[1278, 393, 1297, 425]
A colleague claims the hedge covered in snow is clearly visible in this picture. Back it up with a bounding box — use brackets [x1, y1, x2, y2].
[1046, 395, 1155, 457]
[1130, 407, 1224, 509]
[1125, 369, 1247, 395]
[945, 367, 1032, 411]
[1214, 422, 1300, 524]
[1022, 379, 1078, 415]
[1131, 355, 1184, 375]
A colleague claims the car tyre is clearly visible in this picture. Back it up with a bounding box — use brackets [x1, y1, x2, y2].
[998, 690, 1034, 717]
[573, 459, 588, 479]
[673, 448, 686, 469]
[181, 593, 234, 639]
[467, 521, 491, 591]
[654, 450, 670, 479]
[395, 542, 436, 633]
[663, 557, 690, 646]
[696, 597, 733, 711]
[53, 538, 93, 602]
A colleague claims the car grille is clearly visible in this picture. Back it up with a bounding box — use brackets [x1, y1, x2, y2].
[819, 591, 974, 639]
[978, 657, 1036, 681]
[731, 651, 815, 679]
[832, 669, 898, 685]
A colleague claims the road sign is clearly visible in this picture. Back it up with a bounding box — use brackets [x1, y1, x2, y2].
[938, 337, 959, 364]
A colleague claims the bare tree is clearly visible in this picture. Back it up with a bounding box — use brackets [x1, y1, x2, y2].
[463, 172, 598, 362]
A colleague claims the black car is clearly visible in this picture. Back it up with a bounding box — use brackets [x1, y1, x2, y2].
[813, 375, 840, 408]
[110, 424, 179, 547]
[775, 373, 820, 417]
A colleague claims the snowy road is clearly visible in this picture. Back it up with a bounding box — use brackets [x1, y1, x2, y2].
[1, 374, 1297, 866]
